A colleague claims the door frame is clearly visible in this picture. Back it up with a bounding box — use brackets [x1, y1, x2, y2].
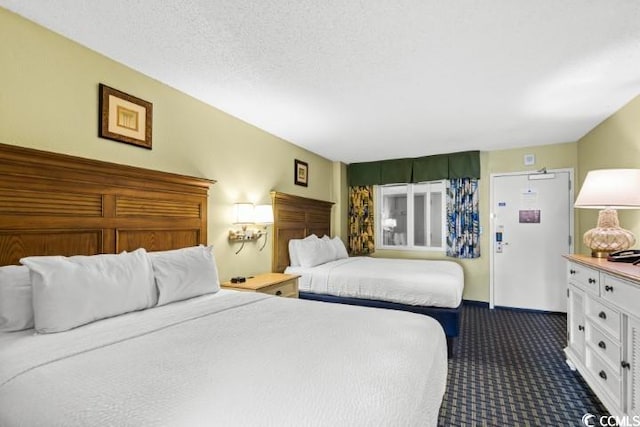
[489, 168, 575, 309]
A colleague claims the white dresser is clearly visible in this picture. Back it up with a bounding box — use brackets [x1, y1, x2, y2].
[565, 254, 640, 417]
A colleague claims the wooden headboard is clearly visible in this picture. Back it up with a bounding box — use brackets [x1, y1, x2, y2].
[270, 191, 334, 273]
[0, 143, 215, 265]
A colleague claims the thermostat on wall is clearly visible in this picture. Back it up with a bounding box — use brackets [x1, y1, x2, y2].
[524, 154, 535, 166]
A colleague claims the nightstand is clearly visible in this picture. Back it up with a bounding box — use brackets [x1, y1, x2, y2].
[221, 273, 300, 298]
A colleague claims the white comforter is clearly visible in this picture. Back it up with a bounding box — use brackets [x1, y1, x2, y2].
[0, 290, 447, 427]
[286, 257, 464, 308]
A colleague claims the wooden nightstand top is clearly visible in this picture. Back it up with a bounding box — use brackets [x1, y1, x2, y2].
[221, 272, 300, 291]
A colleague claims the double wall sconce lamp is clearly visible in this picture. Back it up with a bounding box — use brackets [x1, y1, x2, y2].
[229, 203, 274, 254]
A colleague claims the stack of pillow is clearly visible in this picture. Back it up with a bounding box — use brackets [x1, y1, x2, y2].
[289, 235, 349, 268]
[0, 245, 220, 334]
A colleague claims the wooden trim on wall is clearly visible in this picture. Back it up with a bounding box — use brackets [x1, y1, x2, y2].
[0, 143, 215, 265]
[270, 191, 333, 273]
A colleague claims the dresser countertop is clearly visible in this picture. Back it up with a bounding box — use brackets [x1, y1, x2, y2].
[564, 254, 640, 283]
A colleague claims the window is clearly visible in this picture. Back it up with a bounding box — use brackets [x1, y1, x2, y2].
[375, 181, 446, 251]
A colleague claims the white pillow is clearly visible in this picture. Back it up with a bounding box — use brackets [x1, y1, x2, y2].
[0, 265, 34, 332]
[289, 234, 318, 267]
[21, 248, 156, 333]
[149, 245, 220, 306]
[331, 237, 349, 260]
[321, 235, 338, 260]
[297, 237, 336, 268]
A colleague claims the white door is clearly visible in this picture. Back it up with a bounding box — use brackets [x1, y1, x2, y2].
[491, 170, 573, 312]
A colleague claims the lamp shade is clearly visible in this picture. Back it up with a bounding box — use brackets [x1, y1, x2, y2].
[254, 204, 274, 224]
[233, 203, 254, 224]
[382, 218, 397, 228]
[575, 169, 640, 209]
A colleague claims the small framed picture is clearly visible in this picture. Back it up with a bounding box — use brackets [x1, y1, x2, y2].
[294, 159, 308, 187]
[99, 83, 153, 149]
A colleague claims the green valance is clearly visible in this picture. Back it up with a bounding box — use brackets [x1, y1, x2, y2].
[348, 161, 382, 186]
[347, 150, 480, 186]
[380, 158, 413, 184]
[448, 150, 481, 179]
[412, 154, 449, 182]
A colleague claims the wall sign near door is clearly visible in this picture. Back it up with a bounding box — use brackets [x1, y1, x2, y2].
[519, 210, 540, 223]
[518, 210, 540, 224]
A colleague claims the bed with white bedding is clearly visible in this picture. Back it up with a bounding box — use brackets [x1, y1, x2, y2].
[0, 290, 447, 426]
[286, 257, 463, 308]
[271, 192, 464, 357]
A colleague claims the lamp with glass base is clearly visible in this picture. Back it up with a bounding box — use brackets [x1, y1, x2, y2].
[574, 169, 640, 258]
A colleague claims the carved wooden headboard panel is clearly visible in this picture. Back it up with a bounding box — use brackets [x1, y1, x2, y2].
[0, 143, 214, 265]
[270, 191, 334, 273]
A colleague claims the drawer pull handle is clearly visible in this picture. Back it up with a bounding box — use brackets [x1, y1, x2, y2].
[578, 325, 584, 331]
[275, 290, 282, 296]
[622, 361, 631, 370]
[589, 278, 596, 284]
[599, 311, 607, 320]
[570, 269, 576, 275]
[605, 285, 614, 292]
[598, 341, 607, 350]
[599, 370, 607, 380]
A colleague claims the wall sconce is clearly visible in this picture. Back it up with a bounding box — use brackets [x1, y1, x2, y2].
[574, 169, 640, 257]
[254, 204, 274, 251]
[228, 203, 273, 254]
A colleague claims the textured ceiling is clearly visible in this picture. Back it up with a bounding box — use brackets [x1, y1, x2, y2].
[2, 1, 640, 163]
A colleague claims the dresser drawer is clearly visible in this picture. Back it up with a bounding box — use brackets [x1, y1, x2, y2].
[261, 279, 298, 298]
[586, 323, 621, 374]
[602, 274, 640, 315]
[567, 262, 600, 295]
[586, 348, 622, 405]
[586, 295, 621, 341]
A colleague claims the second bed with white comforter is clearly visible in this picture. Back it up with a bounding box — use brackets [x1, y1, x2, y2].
[287, 257, 464, 308]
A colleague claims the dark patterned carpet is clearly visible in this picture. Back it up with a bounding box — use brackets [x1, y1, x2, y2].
[437, 303, 608, 426]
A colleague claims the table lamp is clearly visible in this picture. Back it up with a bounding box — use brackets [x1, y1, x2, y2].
[574, 169, 640, 257]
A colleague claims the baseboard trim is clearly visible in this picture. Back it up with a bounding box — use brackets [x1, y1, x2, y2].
[462, 299, 489, 308]
[492, 305, 565, 315]
[462, 299, 565, 315]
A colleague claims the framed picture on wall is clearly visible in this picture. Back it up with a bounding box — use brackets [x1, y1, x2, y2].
[99, 83, 153, 149]
[295, 159, 309, 187]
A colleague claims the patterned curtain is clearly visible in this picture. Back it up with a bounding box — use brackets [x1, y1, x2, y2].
[348, 186, 375, 255]
[446, 178, 480, 258]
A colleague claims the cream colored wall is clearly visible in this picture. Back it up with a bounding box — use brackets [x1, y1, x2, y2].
[374, 142, 578, 301]
[0, 8, 336, 280]
[577, 95, 640, 255]
[331, 162, 349, 242]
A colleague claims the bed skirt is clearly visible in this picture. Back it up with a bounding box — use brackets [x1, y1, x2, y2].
[299, 292, 461, 357]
